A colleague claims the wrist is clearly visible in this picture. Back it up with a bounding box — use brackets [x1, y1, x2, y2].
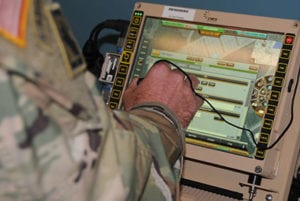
[128, 102, 185, 165]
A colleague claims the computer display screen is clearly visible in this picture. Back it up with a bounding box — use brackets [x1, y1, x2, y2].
[128, 17, 289, 158]
[109, 3, 299, 165]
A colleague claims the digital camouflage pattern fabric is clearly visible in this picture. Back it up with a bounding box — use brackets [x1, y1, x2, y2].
[0, 0, 185, 200]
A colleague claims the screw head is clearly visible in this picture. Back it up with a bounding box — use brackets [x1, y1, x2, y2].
[265, 194, 273, 201]
[255, 166, 262, 173]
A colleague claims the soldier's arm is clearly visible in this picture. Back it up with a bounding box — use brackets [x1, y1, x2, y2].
[89, 61, 203, 200]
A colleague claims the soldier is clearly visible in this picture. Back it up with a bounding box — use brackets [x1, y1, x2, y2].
[0, 0, 202, 201]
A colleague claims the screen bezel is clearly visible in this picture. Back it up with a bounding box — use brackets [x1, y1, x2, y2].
[109, 2, 300, 177]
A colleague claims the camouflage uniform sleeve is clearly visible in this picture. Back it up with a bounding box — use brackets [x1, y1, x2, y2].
[92, 102, 185, 201]
[0, 65, 184, 201]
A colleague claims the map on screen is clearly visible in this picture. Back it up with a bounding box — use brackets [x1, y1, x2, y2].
[129, 17, 285, 157]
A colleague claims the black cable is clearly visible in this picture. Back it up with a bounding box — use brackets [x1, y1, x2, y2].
[152, 59, 299, 151]
[90, 19, 129, 41]
[82, 19, 129, 78]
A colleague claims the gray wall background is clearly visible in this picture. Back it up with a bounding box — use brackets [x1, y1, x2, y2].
[55, 0, 300, 47]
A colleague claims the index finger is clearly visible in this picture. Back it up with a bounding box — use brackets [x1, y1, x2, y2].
[146, 61, 172, 77]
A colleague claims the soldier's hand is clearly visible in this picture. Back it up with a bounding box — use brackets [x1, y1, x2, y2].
[123, 61, 204, 128]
